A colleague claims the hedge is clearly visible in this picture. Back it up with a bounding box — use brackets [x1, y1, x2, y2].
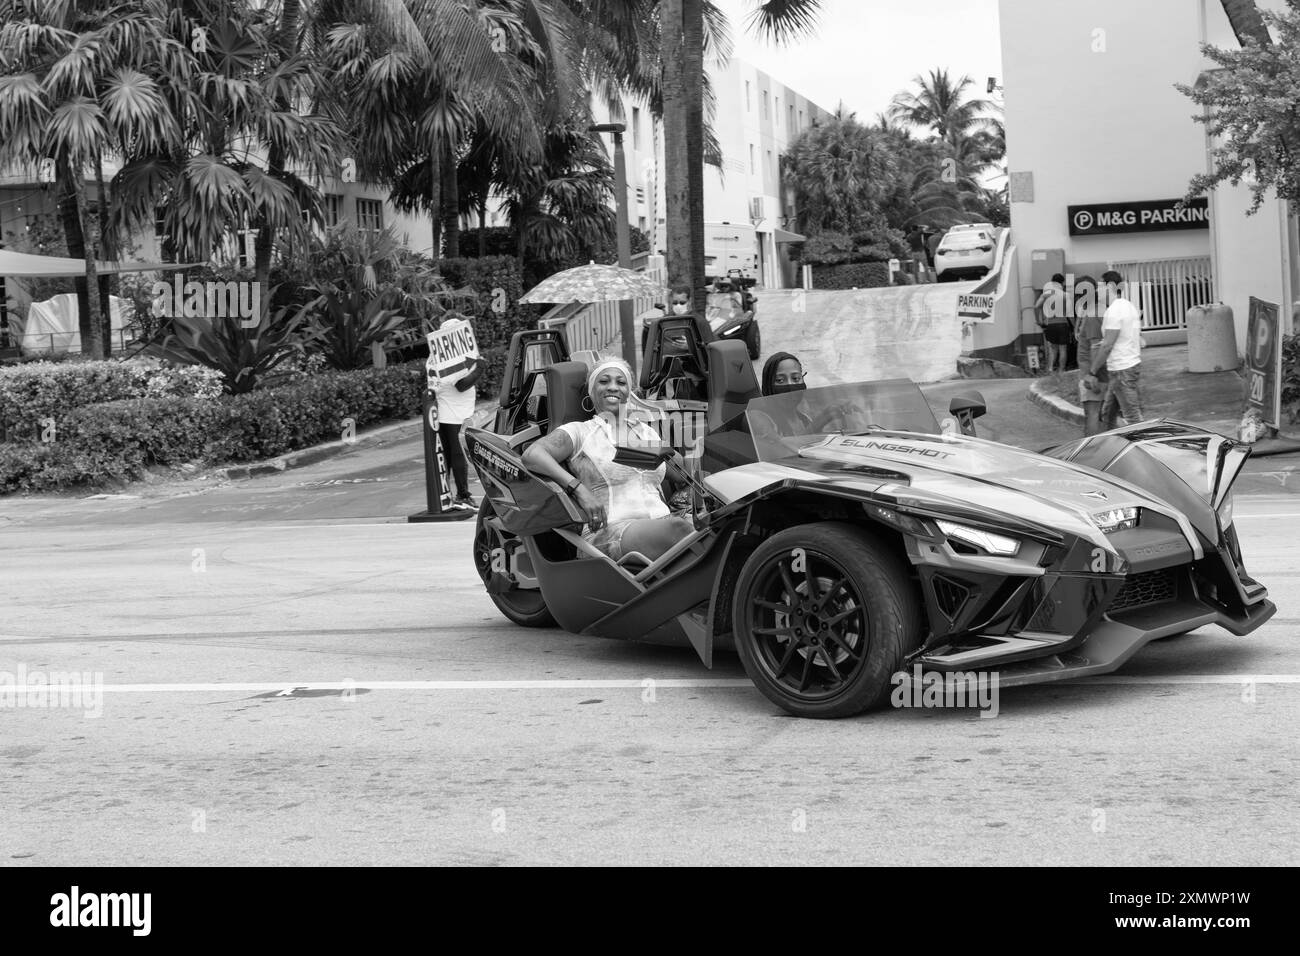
[0, 364, 425, 495]
[811, 262, 893, 290]
[0, 361, 223, 442]
[433, 255, 540, 350]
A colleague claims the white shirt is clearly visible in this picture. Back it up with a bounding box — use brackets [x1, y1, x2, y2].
[432, 363, 476, 425]
[1102, 297, 1142, 372]
[558, 417, 669, 528]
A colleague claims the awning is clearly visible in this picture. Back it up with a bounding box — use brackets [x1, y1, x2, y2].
[0, 249, 197, 278]
[773, 228, 806, 244]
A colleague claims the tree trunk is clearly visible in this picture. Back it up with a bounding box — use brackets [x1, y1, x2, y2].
[72, 175, 105, 360]
[1220, 0, 1271, 46]
[662, 0, 706, 304]
[478, 201, 487, 257]
[442, 144, 460, 259]
[254, 0, 301, 297]
[57, 162, 93, 353]
[429, 152, 442, 262]
[95, 155, 113, 357]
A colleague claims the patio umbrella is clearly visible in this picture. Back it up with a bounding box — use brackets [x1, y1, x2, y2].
[519, 261, 666, 304]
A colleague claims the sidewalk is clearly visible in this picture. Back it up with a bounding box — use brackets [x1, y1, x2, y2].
[1027, 342, 1300, 454]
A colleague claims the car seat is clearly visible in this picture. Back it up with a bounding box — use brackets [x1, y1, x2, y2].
[704, 339, 760, 432]
[541, 360, 592, 432]
[641, 314, 714, 400]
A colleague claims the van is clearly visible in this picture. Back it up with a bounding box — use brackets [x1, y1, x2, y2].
[703, 221, 758, 280]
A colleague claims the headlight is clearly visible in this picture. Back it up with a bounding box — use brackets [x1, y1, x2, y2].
[936, 520, 1020, 557]
[1092, 507, 1139, 533]
[1217, 494, 1234, 528]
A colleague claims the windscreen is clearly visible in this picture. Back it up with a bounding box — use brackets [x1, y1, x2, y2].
[741, 380, 942, 461]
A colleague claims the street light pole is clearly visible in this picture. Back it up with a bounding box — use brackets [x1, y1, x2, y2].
[591, 123, 637, 372]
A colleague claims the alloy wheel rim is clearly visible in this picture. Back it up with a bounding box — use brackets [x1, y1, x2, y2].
[747, 549, 868, 701]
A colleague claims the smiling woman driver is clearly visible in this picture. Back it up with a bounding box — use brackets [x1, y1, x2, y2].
[521, 358, 695, 562]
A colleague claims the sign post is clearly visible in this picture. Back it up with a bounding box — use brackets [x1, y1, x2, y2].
[407, 319, 480, 523]
[1241, 296, 1282, 440]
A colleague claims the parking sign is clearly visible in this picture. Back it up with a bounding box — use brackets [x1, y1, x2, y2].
[1244, 297, 1281, 429]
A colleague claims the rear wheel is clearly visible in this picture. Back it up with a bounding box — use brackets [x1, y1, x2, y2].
[473, 499, 556, 628]
[744, 320, 761, 360]
[732, 523, 921, 718]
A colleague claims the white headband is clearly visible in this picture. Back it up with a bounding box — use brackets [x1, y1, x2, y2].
[586, 358, 633, 400]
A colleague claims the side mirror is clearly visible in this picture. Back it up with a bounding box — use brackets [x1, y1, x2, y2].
[949, 392, 987, 437]
[613, 444, 673, 469]
[949, 393, 987, 420]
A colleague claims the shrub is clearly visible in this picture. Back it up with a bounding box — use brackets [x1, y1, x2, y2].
[433, 256, 540, 350]
[810, 262, 893, 290]
[0, 363, 426, 495]
[1282, 334, 1300, 424]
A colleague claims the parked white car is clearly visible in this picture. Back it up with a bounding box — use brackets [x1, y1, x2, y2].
[935, 224, 997, 281]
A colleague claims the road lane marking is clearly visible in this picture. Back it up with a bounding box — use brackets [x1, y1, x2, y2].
[1, 675, 1298, 695]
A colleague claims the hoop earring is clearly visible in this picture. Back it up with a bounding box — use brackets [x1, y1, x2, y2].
[581, 395, 595, 414]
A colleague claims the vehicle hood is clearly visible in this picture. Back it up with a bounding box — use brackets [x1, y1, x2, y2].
[704, 430, 1197, 548]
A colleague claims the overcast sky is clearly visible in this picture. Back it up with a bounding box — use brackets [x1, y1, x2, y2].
[713, 0, 1004, 122]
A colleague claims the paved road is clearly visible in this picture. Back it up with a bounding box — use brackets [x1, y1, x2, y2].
[1, 503, 1297, 865]
[2, 388, 1298, 865]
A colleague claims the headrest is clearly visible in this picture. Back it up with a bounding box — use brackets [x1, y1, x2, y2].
[705, 339, 760, 432]
[542, 360, 592, 431]
[641, 313, 714, 391]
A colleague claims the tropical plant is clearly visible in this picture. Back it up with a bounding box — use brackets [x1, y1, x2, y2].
[0, 0, 183, 357]
[146, 297, 312, 394]
[110, 1, 347, 280]
[888, 68, 994, 146]
[782, 112, 898, 236]
[1177, 2, 1300, 212]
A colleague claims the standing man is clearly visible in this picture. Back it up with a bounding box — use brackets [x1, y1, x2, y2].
[1085, 270, 1144, 430]
[430, 317, 484, 511]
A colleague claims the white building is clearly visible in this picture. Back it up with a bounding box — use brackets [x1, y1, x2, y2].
[586, 55, 830, 290]
[999, 0, 1298, 355]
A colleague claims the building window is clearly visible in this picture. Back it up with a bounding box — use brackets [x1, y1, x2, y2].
[323, 194, 343, 228]
[635, 185, 646, 205]
[749, 144, 755, 173]
[762, 89, 769, 120]
[766, 150, 773, 178]
[638, 216, 647, 232]
[775, 96, 780, 120]
[745, 81, 751, 112]
[631, 106, 641, 151]
[154, 207, 175, 263]
[356, 197, 383, 233]
[788, 103, 795, 129]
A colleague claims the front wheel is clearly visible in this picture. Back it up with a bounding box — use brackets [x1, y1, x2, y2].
[473, 499, 556, 628]
[744, 320, 761, 360]
[732, 523, 921, 718]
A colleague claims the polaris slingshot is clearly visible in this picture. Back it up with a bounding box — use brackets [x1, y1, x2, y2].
[465, 325, 1274, 718]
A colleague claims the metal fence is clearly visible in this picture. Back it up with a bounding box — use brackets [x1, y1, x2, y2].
[1106, 255, 1214, 331]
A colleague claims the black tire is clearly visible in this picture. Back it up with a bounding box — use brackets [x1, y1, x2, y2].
[732, 522, 921, 718]
[473, 499, 556, 628]
[744, 320, 761, 360]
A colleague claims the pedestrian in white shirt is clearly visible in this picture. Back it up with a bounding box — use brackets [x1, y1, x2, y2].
[1083, 270, 1144, 430]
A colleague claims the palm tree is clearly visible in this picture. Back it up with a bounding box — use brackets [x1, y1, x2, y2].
[598, 0, 819, 300]
[0, 0, 181, 358]
[782, 113, 896, 236]
[110, 2, 346, 287]
[888, 68, 993, 146]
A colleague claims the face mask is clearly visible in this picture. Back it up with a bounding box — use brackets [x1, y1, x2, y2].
[671, 303, 689, 315]
[771, 382, 806, 395]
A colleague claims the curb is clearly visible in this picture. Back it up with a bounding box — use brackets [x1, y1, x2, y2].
[1027, 379, 1084, 426]
[217, 400, 498, 482]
